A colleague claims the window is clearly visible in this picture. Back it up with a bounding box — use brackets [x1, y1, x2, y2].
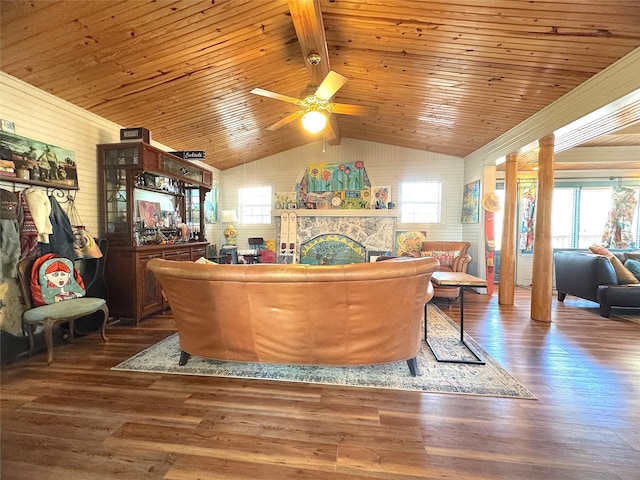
[495, 183, 640, 251]
[238, 186, 272, 224]
[550, 185, 639, 249]
[401, 181, 442, 223]
[576, 188, 613, 248]
[550, 188, 575, 248]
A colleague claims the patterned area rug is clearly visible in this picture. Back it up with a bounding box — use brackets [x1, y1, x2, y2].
[611, 310, 640, 323]
[113, 305, 535, 399]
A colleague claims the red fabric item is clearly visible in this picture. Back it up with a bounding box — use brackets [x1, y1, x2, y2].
[17, 191, 38, 259]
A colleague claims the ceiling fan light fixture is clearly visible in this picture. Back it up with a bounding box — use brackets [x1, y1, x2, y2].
[301, 110, 326, 133]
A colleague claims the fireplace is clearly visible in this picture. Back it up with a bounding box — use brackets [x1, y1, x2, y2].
[275, 212, 397, 264]
[300, 234, 366, 264]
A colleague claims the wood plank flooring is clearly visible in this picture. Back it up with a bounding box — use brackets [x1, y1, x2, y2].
[2, 288, 639, 479]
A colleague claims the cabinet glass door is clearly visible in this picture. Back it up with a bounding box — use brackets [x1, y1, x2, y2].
[105, 168, 128, 234]
[104, 146, 139, 166]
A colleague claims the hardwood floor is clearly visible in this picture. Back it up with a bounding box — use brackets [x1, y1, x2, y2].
[2, 288, 639, 479]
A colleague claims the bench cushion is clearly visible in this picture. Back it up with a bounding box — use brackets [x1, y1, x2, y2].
[23, 297, 106, 323]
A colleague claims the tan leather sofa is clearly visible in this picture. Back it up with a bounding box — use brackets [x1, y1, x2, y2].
[147, 256, 439, 376]
[420, 241, 472, 301]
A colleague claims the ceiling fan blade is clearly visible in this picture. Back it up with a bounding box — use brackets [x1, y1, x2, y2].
[250, 88, 300, 105]
[324, 116, 337, 141]
[314, 71, 348, 101]
[266, 110, 305, 131]
[329, 103, 379, 116]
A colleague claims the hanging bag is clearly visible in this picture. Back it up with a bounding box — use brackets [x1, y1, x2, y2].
[68, 198, 103, 259]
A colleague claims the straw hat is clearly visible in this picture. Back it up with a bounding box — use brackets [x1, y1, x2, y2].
[482, 192, 501, 212]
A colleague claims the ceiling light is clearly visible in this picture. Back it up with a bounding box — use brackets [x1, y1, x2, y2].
[301, 110, 326, 133]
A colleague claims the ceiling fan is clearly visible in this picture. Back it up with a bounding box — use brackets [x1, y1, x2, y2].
[250, 53, 377, 137]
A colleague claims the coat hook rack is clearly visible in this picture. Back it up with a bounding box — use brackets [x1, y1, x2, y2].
[47, 186, 75, 204]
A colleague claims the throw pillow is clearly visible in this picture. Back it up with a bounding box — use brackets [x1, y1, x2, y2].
[624, 251, 640, 262]
[624, 258, 640, 281]
[422, 250, 460, 267]
[30, 253, 86, 306]
[589, 244, 611, 256]
[194, 257, 217, 264]
[607, 255, 639, 285]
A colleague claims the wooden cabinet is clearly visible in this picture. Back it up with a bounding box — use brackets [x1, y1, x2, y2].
[98, 142, 212, 324]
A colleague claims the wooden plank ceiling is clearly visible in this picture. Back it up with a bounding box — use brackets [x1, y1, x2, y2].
[1, 0, 640, 171]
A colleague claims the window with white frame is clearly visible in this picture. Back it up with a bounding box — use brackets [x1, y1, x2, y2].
[401, 181, 442, 223]
[238, 186, 272, 224]
[494, 183, 640, 251]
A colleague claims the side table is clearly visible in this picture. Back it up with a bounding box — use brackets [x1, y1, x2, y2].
[427, 271, 487, 365]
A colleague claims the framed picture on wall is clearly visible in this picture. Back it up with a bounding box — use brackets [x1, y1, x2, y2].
[395, 231, 427, 256]
[0, 130, 78, 188]
[204, 181, 218, 224]
[461, 179, 480, 223]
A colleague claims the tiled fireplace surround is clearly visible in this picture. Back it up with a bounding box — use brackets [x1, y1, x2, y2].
[275, 212, 397, 263]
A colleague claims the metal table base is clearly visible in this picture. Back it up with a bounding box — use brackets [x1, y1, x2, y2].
[425, 286, 485, 365]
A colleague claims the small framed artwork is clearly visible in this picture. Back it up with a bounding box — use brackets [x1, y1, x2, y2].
[138, 200, 162, 227]
[204, 181, 218, 224]
[371, 186, 391, 209]
[461, 179, 480, 223]
[395, 231, 427, 256]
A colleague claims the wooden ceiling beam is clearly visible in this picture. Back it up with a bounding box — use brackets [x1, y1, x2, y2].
[288, 0, 341, 144]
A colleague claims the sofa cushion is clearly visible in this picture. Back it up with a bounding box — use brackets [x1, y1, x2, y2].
[624, 251, 640, 262]
[624, 258, 640, 281]
[421, 250, 460, 268]
[608, 255, 639, 284]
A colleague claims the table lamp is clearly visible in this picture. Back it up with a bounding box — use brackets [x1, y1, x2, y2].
[221, 210, 238, 245]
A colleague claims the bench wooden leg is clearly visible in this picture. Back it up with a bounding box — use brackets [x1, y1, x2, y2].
[99, 305, 110, 342]
[43, 319, 55, 365]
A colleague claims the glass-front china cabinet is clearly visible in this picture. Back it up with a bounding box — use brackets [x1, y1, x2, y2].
[98, 142, 212, 324]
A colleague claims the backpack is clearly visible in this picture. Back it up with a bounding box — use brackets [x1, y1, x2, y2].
[30, 253, 86, 306]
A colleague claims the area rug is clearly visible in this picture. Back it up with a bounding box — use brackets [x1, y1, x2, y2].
[113, 305, 535, 399]
[610, 310, 640, 324]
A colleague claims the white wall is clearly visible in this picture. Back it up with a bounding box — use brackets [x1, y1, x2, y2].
[220, 138, 466, 250]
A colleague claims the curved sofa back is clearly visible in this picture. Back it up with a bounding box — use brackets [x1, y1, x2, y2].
[147, 256, 439, 367]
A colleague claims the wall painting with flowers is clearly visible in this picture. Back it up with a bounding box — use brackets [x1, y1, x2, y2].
[296, 161, 371, 209]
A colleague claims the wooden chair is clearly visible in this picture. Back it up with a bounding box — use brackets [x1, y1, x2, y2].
[245, 237, 264, 263]
[16, 256, 109, 364]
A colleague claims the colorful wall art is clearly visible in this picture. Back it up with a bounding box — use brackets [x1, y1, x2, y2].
[204, 181, 219, 224]
[395, 230, 427, 256]
[296, 161, 372, 210]
[461, 179, 480, 223]
[0, 130, 78, 188]
[371, 186, 391, 209]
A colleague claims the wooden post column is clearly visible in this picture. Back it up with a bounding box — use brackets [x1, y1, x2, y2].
[531, 134, 555, 322]
[498, 152, 518, 305]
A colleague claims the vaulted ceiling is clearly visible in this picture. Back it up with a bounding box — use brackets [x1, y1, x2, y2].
[1, 0, 639, 171]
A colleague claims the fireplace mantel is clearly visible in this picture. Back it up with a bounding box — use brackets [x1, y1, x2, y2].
[272, 209, 398, 218]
